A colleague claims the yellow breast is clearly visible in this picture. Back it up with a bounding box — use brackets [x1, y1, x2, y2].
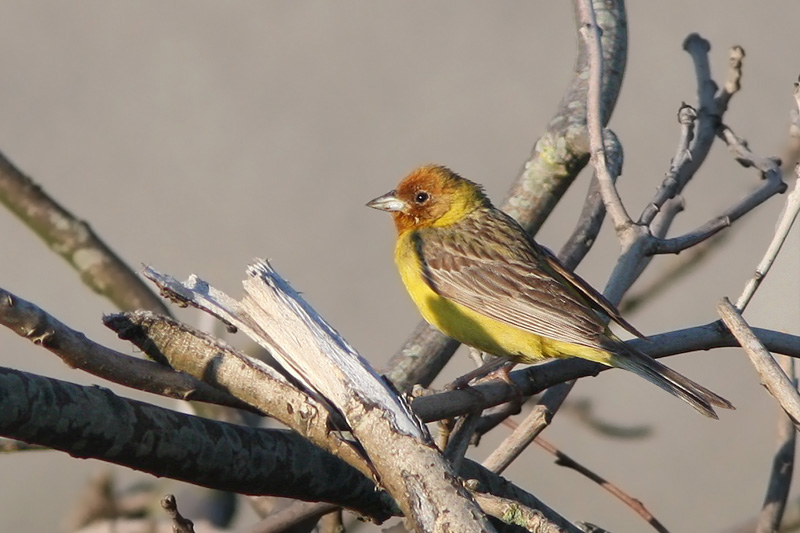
[395, 230, 552, 363]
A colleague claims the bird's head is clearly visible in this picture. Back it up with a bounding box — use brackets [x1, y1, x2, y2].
[367, 165, 490, 233]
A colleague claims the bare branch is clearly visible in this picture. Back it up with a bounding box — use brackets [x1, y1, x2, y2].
[757, 357, 797, 533]
[683, 34, 716, 109]
[0, 287, 246, 410]
[560, 130, 624, 271]
[444, 413, 481, 473]
[653, 126, 787, 255]
[576, 0, 631, 229]
[104, 310, 372, 479]
[735, 165, 800, 311]
[249, 501, 338, 533]
[481, 385, 571, 475]
[717, 45, 746, 108]
[412, 324, 800, 423]
[671, 37, 740, 196]
[620, 232, 730, 315]
[780, 76, 800, 173]
[535, 436, 669, 533]
[0, 366, 397, 522]
[639, 104, 697, 227]
[718, 298, 800, 427]
[0, 151, 168, 314]
[639, 41, 746, 261]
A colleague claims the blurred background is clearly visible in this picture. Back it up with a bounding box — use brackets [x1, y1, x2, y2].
[0, 2, 798, 531]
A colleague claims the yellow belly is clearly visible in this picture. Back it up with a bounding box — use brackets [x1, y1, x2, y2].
[396, 233, 536, 362]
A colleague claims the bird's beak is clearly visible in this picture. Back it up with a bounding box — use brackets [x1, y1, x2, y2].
[366, 190, 406, 213]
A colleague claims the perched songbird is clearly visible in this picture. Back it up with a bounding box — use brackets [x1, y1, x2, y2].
[367, 164, 733, 418]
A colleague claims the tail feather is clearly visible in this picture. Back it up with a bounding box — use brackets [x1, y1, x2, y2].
[608, 348, 734, 419]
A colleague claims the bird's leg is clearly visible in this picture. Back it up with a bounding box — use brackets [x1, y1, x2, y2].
[447, 352, 525, 414]
[448, 354, 511, 390]
[477, 360, 524, 413]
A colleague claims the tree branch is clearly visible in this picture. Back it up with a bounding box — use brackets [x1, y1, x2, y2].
[534, 436, 669, 533]
[104, 310, 373, 480]
[756, 356, 797, 533]
[0, 366, 397, 523]
[577, 0, 631, 230]
[718, 298, 800, 427]
[143, 261, 498, 532]
[411, 324, 800, 423]
[0, 151, 168, 314]
[0, 287, 245, 410]
[653, 124, 786, 255]
[639, 104, 697, 226]
[734, 163, 800, 311]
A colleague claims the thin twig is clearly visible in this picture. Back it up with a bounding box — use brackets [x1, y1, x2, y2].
[561, 130, 624, 272]
[577, 0, 631, 230]
[653, 126, 787, 255]
[444, 413, 481, 472]
[639, 104, 697, 227]
[620, 232, 730, 315]
[0, 287, 250, 411]
[780, 76, 800, 174]
[161, 494, 195, 533]
[717, 45, 746, 109]
[482, 385, 571, 474]
[718, 298, 800, 427]
[535, 436, 669, 533]
[757, 356, 797, 533]
[735, 164, 800, 311]
[249, 502, 339, 533]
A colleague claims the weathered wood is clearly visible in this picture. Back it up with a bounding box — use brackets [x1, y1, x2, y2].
[145, 261, 496, 533]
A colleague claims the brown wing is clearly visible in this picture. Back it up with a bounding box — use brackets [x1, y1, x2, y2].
[538, 246, 646, 339]
[414, 208, 615, 350]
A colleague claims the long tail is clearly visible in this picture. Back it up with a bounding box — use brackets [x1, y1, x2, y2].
[608, 347, 734, 419]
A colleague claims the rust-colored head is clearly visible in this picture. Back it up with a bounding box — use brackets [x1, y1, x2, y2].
[367, 165, 490, 233]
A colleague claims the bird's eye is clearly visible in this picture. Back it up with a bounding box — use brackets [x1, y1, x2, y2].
[414, 191, 430, 204]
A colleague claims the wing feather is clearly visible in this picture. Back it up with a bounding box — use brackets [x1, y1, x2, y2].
[415, 208, 632, 350]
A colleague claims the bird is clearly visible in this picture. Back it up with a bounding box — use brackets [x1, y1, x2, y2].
[367, 164, 733, 418]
